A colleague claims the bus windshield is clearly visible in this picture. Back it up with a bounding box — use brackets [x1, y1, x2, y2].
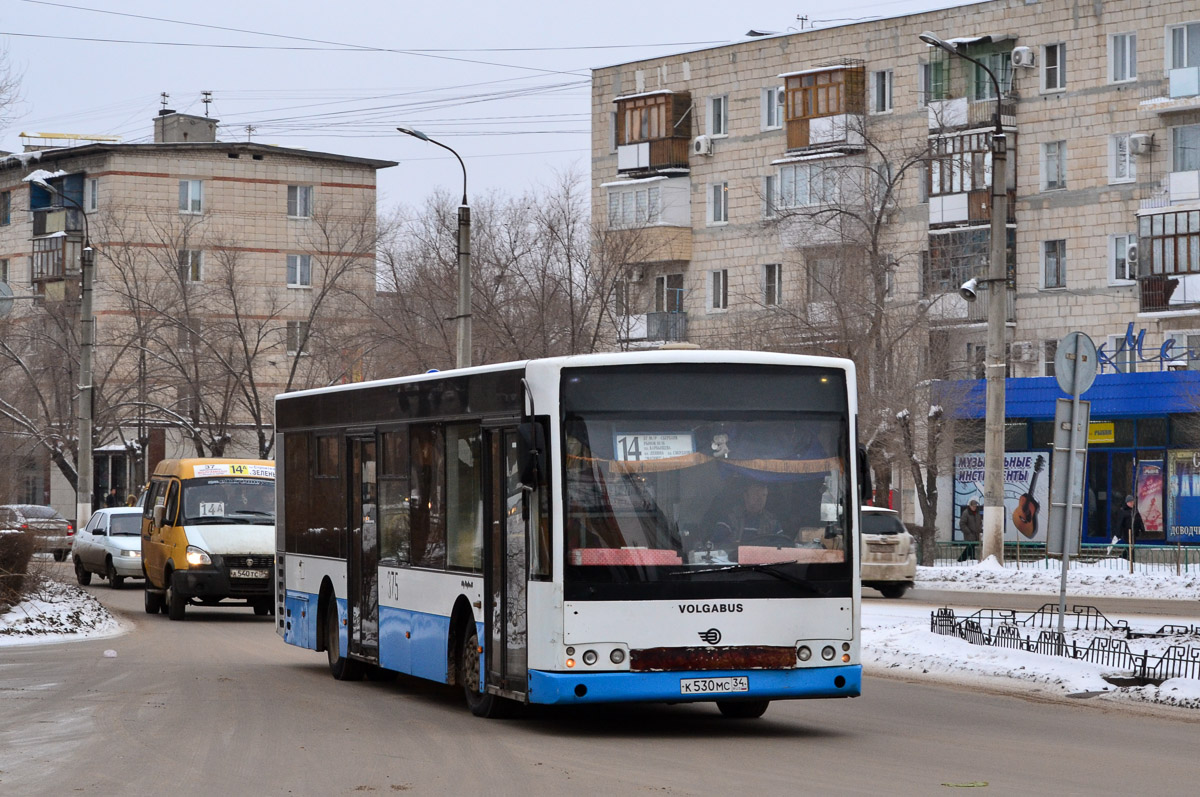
[561, 364, 852, 598]
[180, 477, 275, 525]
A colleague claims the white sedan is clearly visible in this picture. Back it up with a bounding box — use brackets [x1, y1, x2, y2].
[73, 507, 144, 588]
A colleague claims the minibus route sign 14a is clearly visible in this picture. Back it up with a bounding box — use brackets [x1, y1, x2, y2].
[194, 463, 276, 478]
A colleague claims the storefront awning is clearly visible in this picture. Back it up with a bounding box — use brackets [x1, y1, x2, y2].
[943, 370, 1200, 420]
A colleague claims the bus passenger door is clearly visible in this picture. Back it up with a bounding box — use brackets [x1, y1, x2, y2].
[486, 428, 528, 697]
[348, 436, 380, 662]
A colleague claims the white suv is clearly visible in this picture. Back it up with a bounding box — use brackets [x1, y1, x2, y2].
[860, 506, 916, 598]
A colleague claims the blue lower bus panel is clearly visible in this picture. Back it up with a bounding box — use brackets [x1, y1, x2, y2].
[283, 590, 317, 650]
[528, 665, 861, 705]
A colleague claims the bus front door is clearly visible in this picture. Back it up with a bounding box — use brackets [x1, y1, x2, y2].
[486, 428, 528, 697]
[347, 435, 380, 662]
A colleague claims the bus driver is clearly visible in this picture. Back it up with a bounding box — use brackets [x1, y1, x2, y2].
[711, 479, 783, 548]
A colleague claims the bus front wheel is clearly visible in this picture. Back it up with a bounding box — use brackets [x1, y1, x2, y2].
[459, 623, 508, 718]
[716, 699, 770, 719]
[325, 600, 363, 681]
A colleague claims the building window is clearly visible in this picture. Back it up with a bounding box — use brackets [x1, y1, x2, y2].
[807, 255, 839, 304]
[764, 263, 782, 306]
[86, 178, 99, 212]
[178, 179, 203, 214]
[708, 269, 728, 311]
[762, 86, 785, 130]
[287, 254, 312, 287]
[0, 190, 9, 225]
[1043, 340, 1058, 378]
[612, 279, 630, 316]
[0, 258, 8, 284]
[1043, 239, 1066, 289]
[287, 185, 313, 218]
[763, 175, 777, 218]
[177, 249, 203, 282]
[654, 273, 684, 313]
[972, 52, 1012, 101]
[1042, 141, 1067, 191]
[1172, 124, 1200, 172]
[968, 343, 986, 379]
[777, 162, 839, 208]
[708, 182, 728, 224]
[1110, 33, 1137, 83]
[1043, 43, 1066, 91]
[1139, 209, 1200, 276]
[870, 70, 893, 114]
[1169, 22, 1200, 70]
[286, 320, 310, 356]
[1107, 334, 1136, 373]
[1111, 234, 1136, 283]
[1164, 331, 1200, 370]
[1110, 134, 1135, 183]
[707, 95, 728, 137]
[920, 60, 949, 105]
[606, 184, 660, 229]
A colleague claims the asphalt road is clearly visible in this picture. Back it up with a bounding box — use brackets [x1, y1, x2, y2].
[1, 575, 1197, 796]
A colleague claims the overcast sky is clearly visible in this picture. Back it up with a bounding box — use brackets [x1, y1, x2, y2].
[1, 0, 988, 209]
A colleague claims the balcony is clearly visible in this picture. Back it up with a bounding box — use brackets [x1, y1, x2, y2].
[1140, 274, 1200, 313]
[929, 189, 1017, 227]
[926, 285, 1016, 326]
[927, 97, 1016, 131]
[646, 312, 687, 342]
[781, 62, 866, 155]
[32, 232, 83, 286]
[613, 90, 692, 176]
[32, 206, 84, 236]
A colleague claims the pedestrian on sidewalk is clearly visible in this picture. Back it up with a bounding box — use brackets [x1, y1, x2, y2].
[1116, 494, 1144, 554]
[959, 499, 982, 562]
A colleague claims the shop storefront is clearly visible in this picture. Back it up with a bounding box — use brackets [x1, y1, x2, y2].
[949, 370, 1200, 546]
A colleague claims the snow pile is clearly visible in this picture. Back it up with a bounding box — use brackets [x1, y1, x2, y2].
[917, 556, 1200, 601]
[863, 602, 1200, 710]
[0, 577, 122, 646]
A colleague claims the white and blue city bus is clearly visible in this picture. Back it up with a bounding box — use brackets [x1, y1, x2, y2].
[275, 350, 864, 718]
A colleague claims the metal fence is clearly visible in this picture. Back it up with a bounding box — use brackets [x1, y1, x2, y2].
[926, 541, 1200, 574]
[931, 604, 1200, 684]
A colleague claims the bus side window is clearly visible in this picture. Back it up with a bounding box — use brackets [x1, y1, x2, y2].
[528, 420, 552, 580]
[410, 425, 446, 569]
[379, 428, 411, 565]
[164, 481, 180, 526]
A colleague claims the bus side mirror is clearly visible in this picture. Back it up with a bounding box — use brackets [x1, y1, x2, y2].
[153, 504, 165, 528]
[857, 444, 873, 505]
[517, 421, 546, 489]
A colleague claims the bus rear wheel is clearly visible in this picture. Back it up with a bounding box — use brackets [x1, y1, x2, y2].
[716, 699, 770, 719]
[325, 599, 363, 681]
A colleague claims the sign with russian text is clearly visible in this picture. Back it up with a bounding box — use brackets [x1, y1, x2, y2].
[953, 451, 1050, 542]
[1166, 451, 1200, 542]
[1087, 422, 1115, 445]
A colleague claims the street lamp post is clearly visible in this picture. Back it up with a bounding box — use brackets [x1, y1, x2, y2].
[920, 32, 1010, 564]
[396, 127, 472, 369]
[26, 175, 95, 532]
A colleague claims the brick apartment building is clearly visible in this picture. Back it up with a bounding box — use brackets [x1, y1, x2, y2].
[0, 111, 393, 513]
[591, 0, 1200, 545]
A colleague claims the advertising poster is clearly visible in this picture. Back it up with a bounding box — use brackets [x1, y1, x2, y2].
[954, 451, 1050, 542]
[1166, 451, 1200, 543]
[1134, 460, 1164, 539]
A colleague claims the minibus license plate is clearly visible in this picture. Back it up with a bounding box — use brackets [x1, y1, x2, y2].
[231, 568, 268, 579]
[679, 676, 749, 695]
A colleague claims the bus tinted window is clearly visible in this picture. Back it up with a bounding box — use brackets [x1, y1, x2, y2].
[446, 423, 483, 572]
[379, 428, 411, 565]
[410, 425, 446, 569]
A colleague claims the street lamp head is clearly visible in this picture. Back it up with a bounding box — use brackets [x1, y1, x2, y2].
[918, 31, 957, 55]
[21, 168, 69, 192]
[396, 126, 431, 142]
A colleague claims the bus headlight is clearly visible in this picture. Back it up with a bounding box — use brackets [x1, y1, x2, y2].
[582, 650, 598, 666]
[610, 649, 626, 664]
[821, 646, 836, 661]
[797, 646, 812, 661]
[186, 545, 212, 566]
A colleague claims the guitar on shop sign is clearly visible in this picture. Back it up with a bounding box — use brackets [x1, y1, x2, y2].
[1011, 455, 1045, 539]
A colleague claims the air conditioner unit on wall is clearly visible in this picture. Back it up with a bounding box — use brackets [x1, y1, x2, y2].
[1126, 241, 1140, 267]
[1011, 46, 1036, 68]
[692, 134, 713, 156]
[1130, 133, 1153, 156]
[1013, 341, 1038, 363]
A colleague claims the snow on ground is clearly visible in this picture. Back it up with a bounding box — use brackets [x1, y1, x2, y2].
[865, 557, 1200, 710]
[0, 576, 123, 647]
[1, 562, 1197, 712]
[917, 556, 1200, 601]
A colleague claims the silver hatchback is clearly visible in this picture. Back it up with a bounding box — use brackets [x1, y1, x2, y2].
[860, 506, 917, 598]
[0, 504, 74, 561]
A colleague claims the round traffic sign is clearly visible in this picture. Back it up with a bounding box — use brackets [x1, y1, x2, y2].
[1054, 331, 1098, 395]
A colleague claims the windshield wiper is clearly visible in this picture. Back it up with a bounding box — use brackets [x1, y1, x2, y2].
[669, 562, 826, 595]
[229, 510, 273, 517]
